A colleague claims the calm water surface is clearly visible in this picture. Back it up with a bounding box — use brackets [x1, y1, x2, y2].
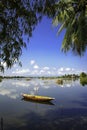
[0, 78, 87, 130]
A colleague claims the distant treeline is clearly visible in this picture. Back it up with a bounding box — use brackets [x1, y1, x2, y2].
[39, 74, 79, 80]
[59, 74, 79, 79]
[0, 74, 79, 80]
[1, 73, 87, 86]
[0, 76, 32, 79]
[0, 76, 30, 82]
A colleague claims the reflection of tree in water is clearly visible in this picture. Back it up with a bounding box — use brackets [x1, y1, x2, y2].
[1, 117, 3, 130]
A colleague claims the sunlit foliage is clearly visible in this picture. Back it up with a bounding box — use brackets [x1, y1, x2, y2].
[51, 0, 87, 55]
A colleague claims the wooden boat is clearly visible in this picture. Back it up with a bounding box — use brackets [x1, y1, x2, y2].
[22, 94, 55, 102]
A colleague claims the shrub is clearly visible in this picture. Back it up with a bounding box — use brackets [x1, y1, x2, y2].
[80, 77, 87, 86]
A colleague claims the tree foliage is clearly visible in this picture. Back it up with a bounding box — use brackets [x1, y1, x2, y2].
[0, 0, 43, 72]
[80, 72, 87, 86]
[0, 0, 87, 72]
[50, 0, 87, 55]
[80, 72, 87, 78]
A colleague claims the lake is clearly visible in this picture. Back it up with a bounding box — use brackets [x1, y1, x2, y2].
[0, 78, 87, 130]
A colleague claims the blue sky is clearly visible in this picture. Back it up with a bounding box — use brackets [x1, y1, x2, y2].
[1, 16, 87, 76]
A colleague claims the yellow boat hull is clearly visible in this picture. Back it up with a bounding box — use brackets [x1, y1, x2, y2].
[22, 94, 55, 102]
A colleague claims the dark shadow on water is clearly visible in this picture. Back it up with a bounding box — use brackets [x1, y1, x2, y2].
[1, 117, 3, 130]
[71, 93, 87, 107]
[1, 108, 87, 130]
[22, 98, 55, 106]
[15, 108, 87, 130]
[72, 100, 87, 107]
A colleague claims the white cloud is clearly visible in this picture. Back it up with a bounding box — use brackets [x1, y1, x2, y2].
[59, 67, 64, 72]
[12, 69, 30, 74]
[33, 65, 39, 69]
[39, 70, 45, 75]
[2, 58, 83, 76]
[57, 71, 63, 75]
[53, 67, 56, 70]
[31, 70, 39, 75]
[47, 71, 51, 75]
[57, 67, 77, 75]
[71, 68, 75, 71]
[43, 67, 50, 70]
[30, 60, 35, 65]
[41, 70, 44, 73]
[59, 67, 84, 75]
[65, 68, 71, 71]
